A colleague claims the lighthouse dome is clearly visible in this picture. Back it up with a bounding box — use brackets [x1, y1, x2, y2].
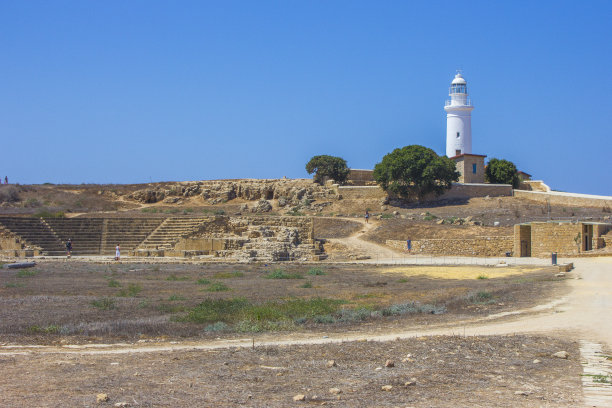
[451, 73, 466, 85]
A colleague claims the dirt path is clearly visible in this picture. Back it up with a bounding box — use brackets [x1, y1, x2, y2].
[327, 218, 403, 259]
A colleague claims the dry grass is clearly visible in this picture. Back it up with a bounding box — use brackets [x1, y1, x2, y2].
[0, 262, 564, 343]
[380, 265, 541, 280]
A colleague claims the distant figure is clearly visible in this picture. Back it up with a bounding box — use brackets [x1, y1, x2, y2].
[365, 210, 370, 224]
[407, 239, 412, 252]
[66, 239, 72, 258]
[4, 176, 7, 184]
[115, 244, 120, 261]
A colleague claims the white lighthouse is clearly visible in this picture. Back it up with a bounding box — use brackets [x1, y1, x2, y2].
[445, 72, 474, 158]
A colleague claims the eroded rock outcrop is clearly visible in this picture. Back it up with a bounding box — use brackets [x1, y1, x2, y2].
[127, 179, 337, 205]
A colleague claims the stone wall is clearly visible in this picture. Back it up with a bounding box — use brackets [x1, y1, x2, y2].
[529, 222, 581, 257]
[431, 183, 513, 200]
[386, 236, 513, 257]
[163, 216, 317, 261]
[337, 186, 387, 201]
[0, 226, 40, 257]
[453, 155, 485, 184]
[338, 183, 512, 203]
[518, 180, 551, 192]
[347, 169, 375, 186]
[513, 190, 612, 209]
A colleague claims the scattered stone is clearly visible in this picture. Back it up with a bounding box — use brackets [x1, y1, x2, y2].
[393, 211, 400, 216]
[381, 385, 393, 391]
[553, 351, 569, 359]
[293, 394, 306, 401]
[375, 366, 383, 371]
[533, 359, 541, 364]
[385, 359, 395, 368]
[326, 360, 337, 368]
[96, 393, 109, 403]
[436, 219, 444, 225]
[310, 395, 320, 401]
[329, 388, 342, 395]
[251, 199, 273, 213]
[514, 391, 530, 396]
[555, 273, 565, 278]
[404, 379, 417, 386]
[114, 403, 130, 408]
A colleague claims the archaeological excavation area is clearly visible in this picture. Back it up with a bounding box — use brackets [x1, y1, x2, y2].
[0, 215, 321, 261]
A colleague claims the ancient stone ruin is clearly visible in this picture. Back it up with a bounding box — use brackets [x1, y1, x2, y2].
[0, 215, 322, 262]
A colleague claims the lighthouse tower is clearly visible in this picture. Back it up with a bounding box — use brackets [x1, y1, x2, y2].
[445, 72, 474, 158]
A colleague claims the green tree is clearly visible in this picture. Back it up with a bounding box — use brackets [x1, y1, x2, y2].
[485, 158, 520, 188]
[305, 155, 350, 185]
[373, 145, 459, 200]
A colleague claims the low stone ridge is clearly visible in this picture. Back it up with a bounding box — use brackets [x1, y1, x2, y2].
[127, 179, 337, 205]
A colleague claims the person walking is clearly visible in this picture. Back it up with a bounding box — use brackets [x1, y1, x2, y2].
[115, 244, 120, 261]
[4, 176, 7, 184]
[66, 239, 72, 258]
[365, 210, 370, 224]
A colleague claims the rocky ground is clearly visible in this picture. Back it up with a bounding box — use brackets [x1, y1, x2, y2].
[0, 335, 582, 407]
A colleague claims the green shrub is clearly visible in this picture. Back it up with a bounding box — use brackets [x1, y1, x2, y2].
[468, 291, 495, 304]
[16, 269, 38, 278]
[207, 282, 230, 292]
[196, 278, 211, 285]
[5, 282, 24, 288]
[166, 274, 190, 281]
[33, 210, 65, 218]
[300, 281, 313, 288]
[28, 324, 62, 334]
[179, 297, 345, 326]
[307, 267, 326, 276]
[204, 322, 229, 332]
[213, 271, 244, 279]
[477, 274, 488, 280]
[168, 294, 186, 301]
[382, 301, 446, 316]
[264, 269, 303, 279]
[117, 283, 142, 297]
[91, 297, 116, 310]
[107, 278, 121, 287]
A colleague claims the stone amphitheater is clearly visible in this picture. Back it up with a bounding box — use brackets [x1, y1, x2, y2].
[0, 215, 322, 262]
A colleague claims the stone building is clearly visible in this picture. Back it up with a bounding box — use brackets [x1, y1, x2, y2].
[449, 153, 486, 183]
[514, 221, 612, 257]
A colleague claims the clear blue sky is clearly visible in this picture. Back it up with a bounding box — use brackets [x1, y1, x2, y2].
[1, 1, 611, 195]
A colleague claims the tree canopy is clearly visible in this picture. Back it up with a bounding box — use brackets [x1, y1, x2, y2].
[485, 158, 520, 188]
[305, 155, 350, 185]
[373, 145, 459, 200]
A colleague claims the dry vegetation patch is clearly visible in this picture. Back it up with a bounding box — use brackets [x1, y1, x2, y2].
[0, 262, 564, 344]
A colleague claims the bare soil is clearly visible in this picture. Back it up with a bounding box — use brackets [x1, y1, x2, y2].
[0, 335, 582, 407]
[313, 217, 363, 239]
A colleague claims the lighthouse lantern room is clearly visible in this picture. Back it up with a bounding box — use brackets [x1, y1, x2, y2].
[445, 72, 474, 158]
